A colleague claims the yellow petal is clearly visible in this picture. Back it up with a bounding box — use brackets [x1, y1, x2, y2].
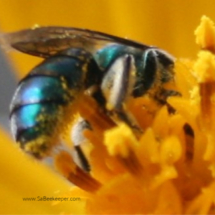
[0, 128, 85, 214]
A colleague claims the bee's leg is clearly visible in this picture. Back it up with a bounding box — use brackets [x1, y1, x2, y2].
[155, 89, 181, 105]
[101, 55, 142, 133]
[74, 145, 90, 171]
[71, 118, 92, 172]
[153, 88, 181, 114]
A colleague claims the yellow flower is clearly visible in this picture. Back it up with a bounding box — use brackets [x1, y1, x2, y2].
[70, 16, 215, 214]
[2, 1, 215, 214]
[51, 15, 215, 214]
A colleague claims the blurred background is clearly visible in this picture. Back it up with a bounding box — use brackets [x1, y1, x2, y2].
[1, 0, 215, 134]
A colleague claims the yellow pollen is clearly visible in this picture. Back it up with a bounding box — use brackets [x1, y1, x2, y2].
[104, 123, 138, 158]
[195, 16, 215, 53]
[104, 123, 144, 176]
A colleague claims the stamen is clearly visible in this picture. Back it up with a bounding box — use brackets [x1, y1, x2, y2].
[183, 123, 195, 162]
[104, 123, 144, 177]
[193, 51, 215, 130]
[116, 151, 144, 176]
[199, 81, 215, 129]
[54, 150, 102, 192]
[78, 95, 115, 133]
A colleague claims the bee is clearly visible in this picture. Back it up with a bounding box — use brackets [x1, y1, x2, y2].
[7, 26, 177, 169]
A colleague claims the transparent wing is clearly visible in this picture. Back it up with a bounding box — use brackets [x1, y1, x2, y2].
[0, 26, 153, 58]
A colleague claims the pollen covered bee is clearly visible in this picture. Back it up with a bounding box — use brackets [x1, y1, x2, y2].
[6, 27, 178, 188]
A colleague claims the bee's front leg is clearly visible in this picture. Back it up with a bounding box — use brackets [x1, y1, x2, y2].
[154, 89, 181, 105]
[101, 54, 142, 133]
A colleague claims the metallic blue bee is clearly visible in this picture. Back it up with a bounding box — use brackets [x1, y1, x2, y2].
[7, 27, 177, 168]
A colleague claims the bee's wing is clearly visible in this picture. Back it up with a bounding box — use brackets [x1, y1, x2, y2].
[1, 26, 152, 58]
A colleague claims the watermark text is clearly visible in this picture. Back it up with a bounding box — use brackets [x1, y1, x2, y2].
[23, 196, 81, 202]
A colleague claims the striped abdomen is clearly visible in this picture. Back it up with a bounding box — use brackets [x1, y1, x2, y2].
[10, 48, 102, 158]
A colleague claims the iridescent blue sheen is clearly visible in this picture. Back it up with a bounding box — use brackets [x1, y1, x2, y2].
[14, 104, 41, 128]
[10, 76, 70, 111]
[30, 56, 84, 89]
[10, 48, 102, 147]
[11, 103, 59, 143]
[95, 44, 131, 69]
[95, 44, 156, 96]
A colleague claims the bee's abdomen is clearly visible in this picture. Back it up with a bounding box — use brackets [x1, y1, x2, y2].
[10, 75, 71, 142]
[10, 102, 62, 154]
[10, 75, 71, 112]
[10, 48, 101, 158]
